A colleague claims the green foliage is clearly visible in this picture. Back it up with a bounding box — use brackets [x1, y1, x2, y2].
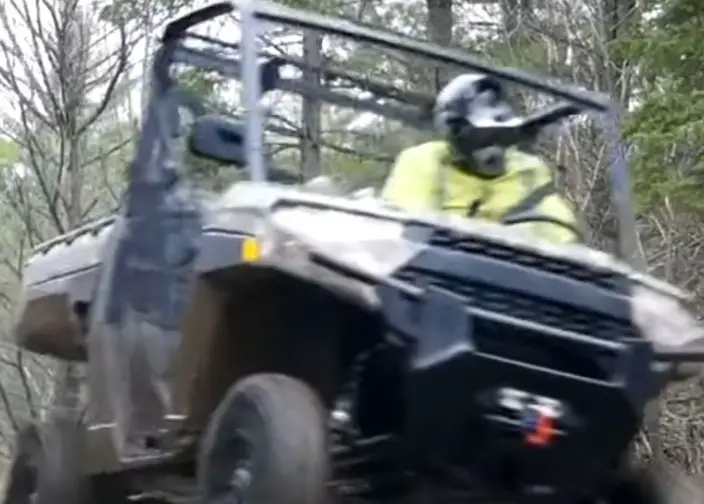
[625, 91, 704, 213]
[0, 138, 18, 165]
[278, 0, 338, 12]
[621, 0, 704, 89]
[619, 0, 704, 214]
[100, 0, 194, 24]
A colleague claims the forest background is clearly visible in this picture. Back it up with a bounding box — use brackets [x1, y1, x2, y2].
[0, 0, 702, 479]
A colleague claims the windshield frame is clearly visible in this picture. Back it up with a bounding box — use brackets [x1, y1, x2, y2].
[152, 0, 642, 268]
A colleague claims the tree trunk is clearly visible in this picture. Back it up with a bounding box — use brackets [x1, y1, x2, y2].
[501, 0, 532, 37]
[301, 30, 322, 180]
[54, 0, 89, 421]
[425, 0, 453, 90]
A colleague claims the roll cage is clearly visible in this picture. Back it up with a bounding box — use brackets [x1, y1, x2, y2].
[126, 0, 643, 266]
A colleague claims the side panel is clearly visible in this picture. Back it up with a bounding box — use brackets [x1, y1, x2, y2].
[15, 291, 89, 361]
[15, 219, 114, 361]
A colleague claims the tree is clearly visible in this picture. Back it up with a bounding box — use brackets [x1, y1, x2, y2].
[0, 0, 138, 450]
[621, 0, 704, 216]
[618, 0, 704, 471]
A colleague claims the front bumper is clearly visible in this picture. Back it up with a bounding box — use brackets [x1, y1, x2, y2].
[376, 244, 655, 502]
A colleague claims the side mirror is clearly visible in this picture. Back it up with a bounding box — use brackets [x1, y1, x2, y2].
[188, 114, 247, 166]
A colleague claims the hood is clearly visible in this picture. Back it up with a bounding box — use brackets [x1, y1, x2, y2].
[210, 181, 689, 302]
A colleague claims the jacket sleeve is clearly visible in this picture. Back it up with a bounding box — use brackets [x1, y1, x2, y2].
[381, 147, 439, 212]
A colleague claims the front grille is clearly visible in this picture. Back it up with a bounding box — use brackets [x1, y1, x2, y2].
[395, 268, 631, 379]
[429, 229, 625, 293]
[395, 268, 636, 341]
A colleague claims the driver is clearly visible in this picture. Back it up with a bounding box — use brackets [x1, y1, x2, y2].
[381, 73, 580, 244]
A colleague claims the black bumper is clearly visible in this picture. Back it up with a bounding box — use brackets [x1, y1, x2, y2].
[376, 246, 657, 502]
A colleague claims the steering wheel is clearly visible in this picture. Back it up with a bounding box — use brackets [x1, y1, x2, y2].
[500, 213, 586, 243]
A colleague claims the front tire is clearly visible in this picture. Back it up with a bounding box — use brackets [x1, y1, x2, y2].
[197, 373, 329, 504]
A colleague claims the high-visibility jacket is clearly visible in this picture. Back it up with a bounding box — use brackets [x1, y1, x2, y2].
[381, 140, 579, 244]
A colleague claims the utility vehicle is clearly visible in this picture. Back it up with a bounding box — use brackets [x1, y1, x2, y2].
[4, 2, 704, 504]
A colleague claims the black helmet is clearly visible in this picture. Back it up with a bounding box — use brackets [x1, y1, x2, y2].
[434, 73, 517, 177]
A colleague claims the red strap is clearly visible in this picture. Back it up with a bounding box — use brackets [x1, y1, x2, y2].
[525, 414, 555, 446]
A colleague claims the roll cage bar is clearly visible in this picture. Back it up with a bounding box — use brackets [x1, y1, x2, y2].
[140, 0, 639, 266]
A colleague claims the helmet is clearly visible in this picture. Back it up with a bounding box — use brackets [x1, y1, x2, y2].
[434, 73, 517, 177]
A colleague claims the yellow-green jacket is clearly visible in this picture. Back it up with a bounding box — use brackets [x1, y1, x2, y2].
[381, 141, 579, 244]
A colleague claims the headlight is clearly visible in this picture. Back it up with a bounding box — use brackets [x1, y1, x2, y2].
[270, 207, 420, 277]
[632, 285, 704, 348]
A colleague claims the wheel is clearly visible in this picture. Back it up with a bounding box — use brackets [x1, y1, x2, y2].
[197, 373, 330, 504]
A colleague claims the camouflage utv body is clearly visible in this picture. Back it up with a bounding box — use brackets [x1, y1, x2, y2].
[13, 179, 700, 467]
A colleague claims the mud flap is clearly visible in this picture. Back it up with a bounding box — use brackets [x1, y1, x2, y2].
[2, 425, 41, 504]
[33, 417, 87, 504]
[1, 419, 87, 504]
